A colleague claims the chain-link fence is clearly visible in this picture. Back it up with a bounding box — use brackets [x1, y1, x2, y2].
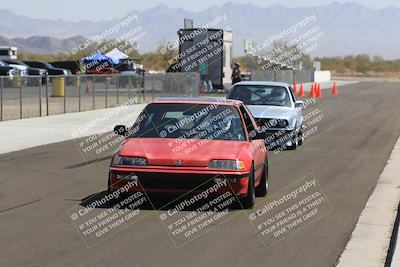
[0, 72, 200, 121]
[144, 72, 200, 98]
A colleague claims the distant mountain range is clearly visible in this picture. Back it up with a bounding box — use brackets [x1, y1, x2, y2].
[1, 2, 400, 59]
[0, 35, 87, 55]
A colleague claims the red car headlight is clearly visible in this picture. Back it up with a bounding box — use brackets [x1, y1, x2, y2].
[208, 160, 245, 170]
[112, 155, 147, 166]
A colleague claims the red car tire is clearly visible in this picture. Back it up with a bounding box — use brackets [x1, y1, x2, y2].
[256, 162, 268, 197]
[241, 163, 255, 209]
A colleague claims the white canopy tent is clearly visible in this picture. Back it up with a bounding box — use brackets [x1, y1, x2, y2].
[105, 48, 130, 63]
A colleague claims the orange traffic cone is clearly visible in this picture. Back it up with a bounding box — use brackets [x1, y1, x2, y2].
[309, 83, 316, 97]
[293, 81, 297, 94]
[316, 83, 322, 98]
[332, 82, 338, 95]
[299, 83, 304, 97]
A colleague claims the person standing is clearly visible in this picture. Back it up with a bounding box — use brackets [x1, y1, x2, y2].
[202, 75, 213, 93]
[231, 62, 242, 85]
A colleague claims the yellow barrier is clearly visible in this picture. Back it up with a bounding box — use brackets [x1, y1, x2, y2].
[11, 77, 21, 88]
[52, 77, 65, 97]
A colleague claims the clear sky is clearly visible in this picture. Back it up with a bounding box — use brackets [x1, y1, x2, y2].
[0, 0, 399, 21]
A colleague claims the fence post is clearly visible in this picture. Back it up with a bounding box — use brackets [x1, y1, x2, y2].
[0, 77, 3, 121]
[78, 75, 81, 112]
[128, 76, 132, 100]
[45, 73, 49, 116]
[19, 77, 22, 119]
[92, 77, 95, 110]
[116, 79, 119, 106]
[293, 70, 296, 85]
[105, 77, 108, 108]
[151, 74, 155, 100]
[141, 73, 145, 103]
[39, 76, 42, 117]
[63, 77, 66, 114]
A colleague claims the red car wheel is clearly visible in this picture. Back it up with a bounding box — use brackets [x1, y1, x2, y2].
[241, 163, 255, 209]
[256, 162, 268, 197]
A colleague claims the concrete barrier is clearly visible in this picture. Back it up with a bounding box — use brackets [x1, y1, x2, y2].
[250, 70, 331, 84]
[314, 71, 331, 83]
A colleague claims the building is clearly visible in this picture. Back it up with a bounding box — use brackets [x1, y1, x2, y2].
[0, 46, 18, 60]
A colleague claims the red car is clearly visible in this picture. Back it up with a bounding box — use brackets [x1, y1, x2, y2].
[86, 67, 118, 75]
[109, 98, 268, 208]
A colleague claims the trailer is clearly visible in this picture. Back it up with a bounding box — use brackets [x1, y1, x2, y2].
[172, 28, 232, 90]
[0, 46, 18, 60]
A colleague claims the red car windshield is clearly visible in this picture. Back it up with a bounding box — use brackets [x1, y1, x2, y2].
[129, 103, 246, 141]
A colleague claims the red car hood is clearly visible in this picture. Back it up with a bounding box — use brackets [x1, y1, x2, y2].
[119, 138, 246, 167]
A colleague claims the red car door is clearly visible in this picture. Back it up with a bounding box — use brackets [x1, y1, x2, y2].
[239, 104, 266, 180]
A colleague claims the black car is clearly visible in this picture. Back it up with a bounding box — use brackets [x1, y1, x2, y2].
[50, 61, 80, 74]
[0, 66, 16, 76]
[23, 61, 68, 76]
[0, 61, 19, 77]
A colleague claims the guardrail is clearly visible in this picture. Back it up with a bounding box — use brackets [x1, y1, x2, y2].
[0, 72, 200, 121]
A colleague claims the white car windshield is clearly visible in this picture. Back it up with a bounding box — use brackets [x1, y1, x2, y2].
[228, 85, 292, 107]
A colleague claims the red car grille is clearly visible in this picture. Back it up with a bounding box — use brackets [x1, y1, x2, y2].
[111, 171, 246, 191]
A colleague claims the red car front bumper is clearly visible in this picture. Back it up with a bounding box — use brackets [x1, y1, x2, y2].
[109, 166, 251, 197]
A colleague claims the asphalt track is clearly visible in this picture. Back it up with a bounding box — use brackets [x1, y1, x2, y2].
[1, 81, 400, 266]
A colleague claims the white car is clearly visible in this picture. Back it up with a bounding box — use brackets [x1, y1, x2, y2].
[227, 81, 304, 150]
[0, 60, 27, 76]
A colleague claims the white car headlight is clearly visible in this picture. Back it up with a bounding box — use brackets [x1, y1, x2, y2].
[277, 119, 288, 128]
[209, 160, 245, 170]
[113, 155, 147, 166]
